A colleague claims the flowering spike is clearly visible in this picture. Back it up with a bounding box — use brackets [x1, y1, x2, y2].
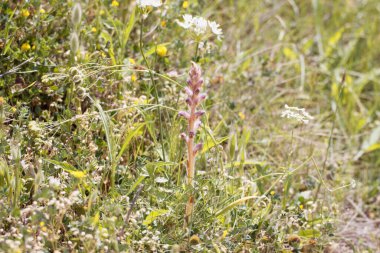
[181, 62, 208, 228]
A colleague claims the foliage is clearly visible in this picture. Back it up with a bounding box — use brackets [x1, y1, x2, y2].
[0, 0, 379, 252]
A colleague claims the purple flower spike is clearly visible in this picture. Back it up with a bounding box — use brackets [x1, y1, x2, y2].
[181, 62, 208, 227]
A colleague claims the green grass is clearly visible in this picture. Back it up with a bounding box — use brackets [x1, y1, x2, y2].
[0, 0, 379, 252]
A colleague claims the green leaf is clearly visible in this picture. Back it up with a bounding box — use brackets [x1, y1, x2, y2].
[44, 159, 77, 171]
[365, 143, 380, 153]
[143, 209, 169, 226]
[298, 229, 321, 238]
[201, 136, 229, 154]
[224, 160, 265, 169]
[44, 159, 86, 179]
[116, 123, 145, 162]
[355, 124, 380, 160]
[126, 176, 146, 196]
[215, 196, 261, 217]
[122, 7, 136, 48]
[91, 97, 115, 163]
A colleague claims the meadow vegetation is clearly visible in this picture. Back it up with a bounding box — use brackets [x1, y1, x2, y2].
[0, 0, 379, 252]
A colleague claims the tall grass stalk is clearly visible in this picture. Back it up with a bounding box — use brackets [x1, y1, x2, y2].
[139, 15, 166, 163]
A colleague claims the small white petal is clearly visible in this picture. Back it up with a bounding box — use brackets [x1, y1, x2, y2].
[136, 0, 162, 8]
[155, 177, 168, 183]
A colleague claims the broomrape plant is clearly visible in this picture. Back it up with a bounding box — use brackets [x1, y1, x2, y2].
[179, 62, 207, 227]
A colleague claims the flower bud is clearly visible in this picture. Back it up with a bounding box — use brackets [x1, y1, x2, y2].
[193, 143, 203, 155]
[184, 87, 193, 96]
[198, 93, 207, 101]
[178, 111, 190, 119]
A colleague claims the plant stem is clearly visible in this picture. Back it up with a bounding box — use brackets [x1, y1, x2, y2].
[139, 15, 166, 162]
[313, 72, 346, 201]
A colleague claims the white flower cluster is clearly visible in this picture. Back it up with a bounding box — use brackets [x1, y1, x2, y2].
[136, 0, 162, 8]
[177, 14, 223, 40]
[47, 190, 82, 213]
[281, 104, 314, 124]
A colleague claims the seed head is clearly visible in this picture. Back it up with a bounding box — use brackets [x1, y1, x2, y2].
[71, 3, 82, 25]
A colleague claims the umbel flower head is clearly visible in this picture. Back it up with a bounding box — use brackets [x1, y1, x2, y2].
[136, 0, 162, 8]
[281, 104, 314, 124]
[177, 14, 223, 41]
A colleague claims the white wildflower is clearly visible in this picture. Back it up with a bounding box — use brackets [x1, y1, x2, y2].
[177, 14, 223, 40]
[155, 177, 168, 183]
[177, 14, 193, 29]
[208, 21, 223, 39]
[192, 16, 208, 35]
[350, 179, 356, 189]
[136, 0, 162, 8]
[48, 176, 61, 189]
[281, 104, 314, 124]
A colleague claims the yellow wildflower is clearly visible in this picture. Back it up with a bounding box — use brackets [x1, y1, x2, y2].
[131, 74, 137, 82]
[21, 9, 30, 17]
[299, 204, 304, 210]
[270, 190, 275, 195]
[39, 221, 45, 227]
[0, 97, 4, 106]
[91, 27, 97, 33]
[111, 0, 119, 7]
[99, 10, 105, 15]
[156, 45, 167, 57]
[129, 58, 136, 65]
[21, 42, 31, 52]
[39, 8, 46, 14]
[238, 111, 245, 120]
[160, 20, 167, 28]
[182, 1, 189, 9]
